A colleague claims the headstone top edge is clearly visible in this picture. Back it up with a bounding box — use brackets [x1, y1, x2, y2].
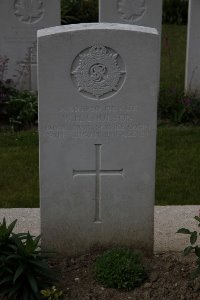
[37, 23, 158, 38]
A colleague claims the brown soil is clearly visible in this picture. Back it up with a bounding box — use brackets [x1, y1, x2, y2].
[49, 250, 200, 300]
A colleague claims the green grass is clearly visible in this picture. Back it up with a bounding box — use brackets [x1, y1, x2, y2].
[160, 24, 187, 92]
[0, 128, 200, 208]
[156, 126, 200, 205]
[0, 131, 39, 208]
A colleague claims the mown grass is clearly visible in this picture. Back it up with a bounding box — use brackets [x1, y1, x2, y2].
[0, 131, 39, 208]
[156, 126, 200, 205]
[0, 127, 199, 208]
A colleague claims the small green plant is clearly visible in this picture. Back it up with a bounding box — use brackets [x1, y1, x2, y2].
[93, 248, 147, 290]
[177, 214, 200, 278]
[0, 218, 54, 300]
[41, 286, 63, 300]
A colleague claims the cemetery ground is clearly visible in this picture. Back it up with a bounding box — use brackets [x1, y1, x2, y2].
[47, 250, 200, 300]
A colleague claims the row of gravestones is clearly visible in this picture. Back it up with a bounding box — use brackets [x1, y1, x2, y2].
[0, 0, 199, 94]
[0, 0, 197, 255]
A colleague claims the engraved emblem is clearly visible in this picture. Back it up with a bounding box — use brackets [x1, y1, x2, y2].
[117, 0, 146, 23]
[14, 0, 44, 24]
[71, 45, 126, 100]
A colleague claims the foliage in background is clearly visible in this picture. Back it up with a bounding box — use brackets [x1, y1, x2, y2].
[61, 0, 98, 24]
[0, 56, 38, 130]
[8, 91, 38, 130]
[94, 248, 147, 290]
[158, 90, 200, 125]
[0, 218, 54, 300]
[177, 215, 200, 278]
[163, 0, 188, 25]
[0, 57, 18, 123]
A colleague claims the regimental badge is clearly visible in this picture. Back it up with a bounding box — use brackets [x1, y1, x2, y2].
[71, 45, 126, 100]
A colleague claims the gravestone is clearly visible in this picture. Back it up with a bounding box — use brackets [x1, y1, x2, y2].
[185, 0, 200, 94]
[99, 0, 163, 32]
[38, 23, 160, 255]
[0, 0, 60, 90]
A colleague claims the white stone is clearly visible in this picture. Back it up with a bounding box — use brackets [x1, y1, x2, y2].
[38, 23, 160, 255]
[99, 0, 163, 33]
[185, 0, 200, 94]
[0, 0, 60, 90]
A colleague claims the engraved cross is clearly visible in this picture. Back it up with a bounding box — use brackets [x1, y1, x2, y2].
[73, 144, 123, 223]
[17, 43, 37, 90]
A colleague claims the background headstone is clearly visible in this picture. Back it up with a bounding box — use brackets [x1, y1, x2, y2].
[0, 0, 60, 90]
[38, 23, 159, 255]
[99, 0, 163, 33]
[185, 0, 200, 94]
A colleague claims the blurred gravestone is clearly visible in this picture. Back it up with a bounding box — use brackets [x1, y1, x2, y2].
[38, 23, 160, 255]
[185, 0, 200, 94]
[99, 0, 163, 32]
[0, 0, 60, 90]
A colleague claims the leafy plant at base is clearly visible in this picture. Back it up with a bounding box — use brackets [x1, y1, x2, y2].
[41, 286, 63, 300]
[0, 218, 55, 300]
[177, 215, 200, 278]
[93, 248, 147, 290]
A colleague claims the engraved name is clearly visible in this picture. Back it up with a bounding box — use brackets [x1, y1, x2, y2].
[42, 105, 156, 139]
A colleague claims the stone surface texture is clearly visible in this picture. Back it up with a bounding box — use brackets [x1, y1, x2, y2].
[38, 23, 159, 255]
[0, 206, 198, 252]
[185, 0, 200, 93]
[0, 0, 60, 90]
[99, 0, 163, 33]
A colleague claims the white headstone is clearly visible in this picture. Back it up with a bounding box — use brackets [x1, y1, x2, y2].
[185, 0, 200, 94]
[38, 23, 160, 255]
[0, 0, 60, 90]
[99, 0, 163, 33]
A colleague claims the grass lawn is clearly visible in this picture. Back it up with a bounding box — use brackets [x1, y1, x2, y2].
[156, 126, 200, 205]
[0, 127, 199, 208]
[0, 131, 39, 208]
